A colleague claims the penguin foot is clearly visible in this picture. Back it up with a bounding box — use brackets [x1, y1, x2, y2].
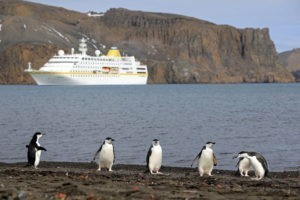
[109, 169, 113, 172]
[150, 171, 163, 175]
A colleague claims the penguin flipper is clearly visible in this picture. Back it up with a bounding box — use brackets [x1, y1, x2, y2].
[191, 146, 205, 167]
[37, 146, 47, 151]
[213, 153, 217, 166]
[93, 144, 103, 161]
[146, 145, 152, 168]
[190, 154, 199, 167]
[113, 145, 116, 164]
[236, 158, 242, 168]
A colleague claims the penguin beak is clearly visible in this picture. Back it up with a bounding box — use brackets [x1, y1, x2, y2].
[232, 155, 238, 159]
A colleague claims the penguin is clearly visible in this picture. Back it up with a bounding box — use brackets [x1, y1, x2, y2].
[146, 139, 163, 174]
[234, 151, 269, 180]
[26, 132, 47, 168]
[93, 137, 115, 171]
[191, 141, 217, 177]
[232, 154, 251, 177]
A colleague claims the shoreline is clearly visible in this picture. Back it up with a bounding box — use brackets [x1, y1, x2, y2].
[0, 162, 299, 199]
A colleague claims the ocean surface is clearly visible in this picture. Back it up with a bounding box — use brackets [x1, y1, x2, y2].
[0, 84, 299, 171]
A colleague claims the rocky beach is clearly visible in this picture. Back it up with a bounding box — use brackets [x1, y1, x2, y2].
[0, 162, 299, 199]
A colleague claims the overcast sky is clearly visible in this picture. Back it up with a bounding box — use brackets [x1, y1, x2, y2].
[27, 0, 300, 53]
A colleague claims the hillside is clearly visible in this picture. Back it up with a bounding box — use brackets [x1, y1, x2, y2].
[0, 0, 294, 84]
[279, 48, 300, 82]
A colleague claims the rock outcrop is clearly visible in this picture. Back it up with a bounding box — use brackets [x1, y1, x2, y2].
[0, 0, 294, 84]
[279, 49, 300, 82]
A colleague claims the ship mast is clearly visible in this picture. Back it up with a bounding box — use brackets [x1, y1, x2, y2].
[78, 38, 87, 55]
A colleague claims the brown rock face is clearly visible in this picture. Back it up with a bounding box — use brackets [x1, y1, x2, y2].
[0, 44, 59, 84]
[0, 1, 294, 84]
[279, 49, 300, 82]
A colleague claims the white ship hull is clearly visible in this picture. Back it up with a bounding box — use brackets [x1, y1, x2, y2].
[29, 72, 147, 85]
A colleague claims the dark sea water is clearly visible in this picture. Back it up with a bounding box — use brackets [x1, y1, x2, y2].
[0, 84, 299, 171]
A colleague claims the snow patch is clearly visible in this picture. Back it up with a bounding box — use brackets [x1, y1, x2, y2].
[42, 24, 70, 42]
[91, 43, 98, 50]
[87, 11, 104, 17]
[100, 44, 106, 49]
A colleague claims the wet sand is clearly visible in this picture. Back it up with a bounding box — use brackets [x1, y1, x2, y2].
[0, 162, 299, 199]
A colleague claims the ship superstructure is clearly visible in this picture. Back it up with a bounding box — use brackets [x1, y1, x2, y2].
[25, 38, 148, 85]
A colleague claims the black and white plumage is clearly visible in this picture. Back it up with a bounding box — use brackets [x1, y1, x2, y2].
[232, 154, 251, 177]
[146, 139, 163, 174]
[26, 132, 47, 168]
[93, 137, 115, 171]
[234, 151, 269, 180]
[191, 141, 217, 177]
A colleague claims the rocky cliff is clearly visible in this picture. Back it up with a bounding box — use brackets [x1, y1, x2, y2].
[279, 49, 300, 82]
[0, 0, 294, 84]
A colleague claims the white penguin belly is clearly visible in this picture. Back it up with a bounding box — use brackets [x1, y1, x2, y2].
[250, 158, 265, 178]
[99, 145, 114, 168]
[149, 146, 162, 171]
[199, 150, 213, 171]
[240, 158, 250, 170]
[34, 150, 41, 167]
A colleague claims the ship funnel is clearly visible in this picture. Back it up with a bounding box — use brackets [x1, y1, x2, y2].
[107, 47, 121, 57]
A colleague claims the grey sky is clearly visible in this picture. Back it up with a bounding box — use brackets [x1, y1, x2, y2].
[27, 0, 300, 52]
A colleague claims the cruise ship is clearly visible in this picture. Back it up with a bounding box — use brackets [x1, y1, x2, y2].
[25, 38, 148, 85]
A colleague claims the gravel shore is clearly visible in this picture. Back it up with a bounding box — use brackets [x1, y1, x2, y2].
[0, 162, 299, 199]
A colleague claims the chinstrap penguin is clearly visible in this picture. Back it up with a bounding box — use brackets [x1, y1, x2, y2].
[234, 151, 269, 180]
[26, 132, 47, 169]
[233, 153, 251, 177]
[191, 141, 217, 177]
[93, 137, 115, 171]
[146, 139, 163, 174]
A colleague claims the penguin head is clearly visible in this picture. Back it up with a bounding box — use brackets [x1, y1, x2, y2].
[205, 141, 215, 148]
[233, 151, 249, 159]
[105, 137, 114, 144]
[32, 132, 43, 141]
[36, 132, 43, 138]
[152, 139, 160, 146]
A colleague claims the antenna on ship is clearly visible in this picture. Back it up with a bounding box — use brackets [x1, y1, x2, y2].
[78, 38, 87, 55]
[27, 62, 32, 71]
